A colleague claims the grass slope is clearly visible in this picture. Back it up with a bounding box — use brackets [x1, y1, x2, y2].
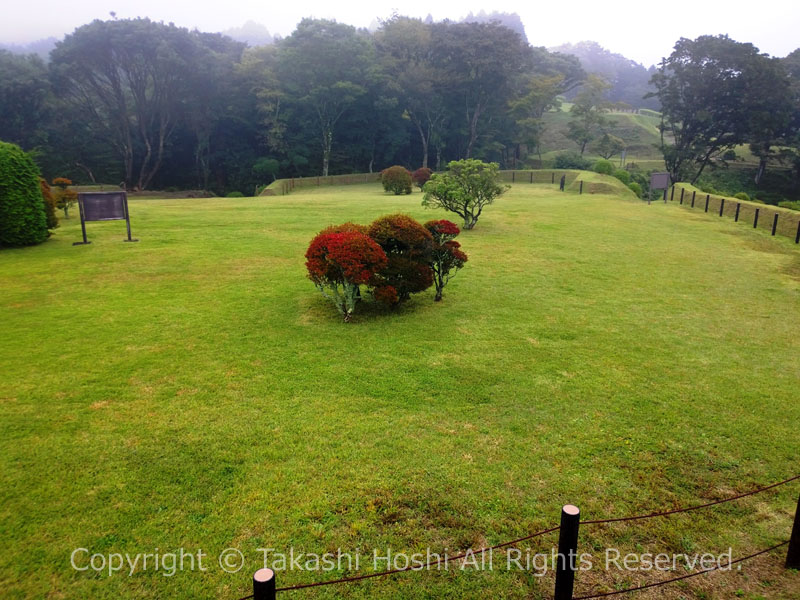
[539, 108, 665, 163]
[1, 182, 799, 599]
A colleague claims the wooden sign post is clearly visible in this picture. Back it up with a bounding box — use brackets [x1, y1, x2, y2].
[73, 191, 138, 245]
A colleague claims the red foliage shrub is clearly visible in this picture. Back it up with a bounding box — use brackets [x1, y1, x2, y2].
[368, 214, 433, 258]
[373, 285, 399, 306]
[424, 219, 468, 301]
[380, 165, 412, 195]
[318, 222, 368, 236]
[305, 230, 387, 321]
[39, 178, 58, 230]
[368, 214, 434, 302]
[424, 219, 460, 243]
[52, 177, 73, 188]
[412, 167, 432, 189]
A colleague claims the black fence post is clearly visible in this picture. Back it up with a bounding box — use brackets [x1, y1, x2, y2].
[796, 221, 800, 244]
[670, 186, 675, 201]
[719, 198, 725, 217]
[254, 568, 276, 600]
[552, 172, 555, 184]
[787, 493, 800, 569]
[704, 195, 710, 212]
[663, 188, 667, 203]
[735, 203, 741, 222]
[691, 191, 696, 208]
[579, 181, 583, 194]
[512, 171, 516, 183]
[680, 188, 685, 204]
[754, 208, 760, 228]
[772, 213, 779, 236]
[530, 172, 533, 183]
[554, 505, 580, 600]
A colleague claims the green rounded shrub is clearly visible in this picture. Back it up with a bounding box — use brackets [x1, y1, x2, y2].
[778, 200, 800, 211]
[553, 152, 591, 170]
[734, 192, 750, 202]
[628, 182, 642, 198]
[380, 166, 413, 195]
[592, 159, 614, 175]
[226, 191, 244, 198]
[0, 141, 48, 247]
[612, 169, 631, 185]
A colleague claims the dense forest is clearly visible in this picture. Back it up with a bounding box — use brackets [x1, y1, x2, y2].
[1, 14, 799, 198]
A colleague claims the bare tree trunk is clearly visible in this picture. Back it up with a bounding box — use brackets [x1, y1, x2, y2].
[322, 128, 332, 177]
[465, 103, 482, 159]
[75, 162, 96, 183]
[755, 156, 767, 185]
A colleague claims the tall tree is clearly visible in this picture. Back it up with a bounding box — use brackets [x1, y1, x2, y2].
[276, 19, 372, 176]
[780, 49, 800, 189]
[508, 75, 564, 164]
[375, 16, 446, 169]
[50, 18, 209, 190]
[433, 21, 529, 159]
[745, 57, 793, 184]
[566, 74, 611, 155]
[0, 50, 52, 149]
[649, 35, 787, 184]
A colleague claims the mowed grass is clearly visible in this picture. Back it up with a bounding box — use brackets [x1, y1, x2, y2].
[1, 182, 799, 600]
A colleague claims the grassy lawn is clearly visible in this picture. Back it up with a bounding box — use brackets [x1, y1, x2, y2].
[1, 182, 799, 599]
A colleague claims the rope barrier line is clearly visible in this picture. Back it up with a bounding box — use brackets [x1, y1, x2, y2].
[581, 474, 800, 525]
[235, 473, 798, 598]
[571, 541, 789, 599]
[274, 525, 561, 592]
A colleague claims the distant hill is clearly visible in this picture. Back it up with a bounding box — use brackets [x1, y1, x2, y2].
[222, 21, 273, 46]
[539, 104, 665, 164]
[550, 41, 659, 110]
[0, 37, 57, 60]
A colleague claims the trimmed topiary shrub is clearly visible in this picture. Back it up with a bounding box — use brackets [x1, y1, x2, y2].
[412, 167, 432, 190]
[734, 192, 750, 202]
[318, 222, 369, 236]
[305, 229, 388, 322]
[612, 169, 631, 185]
[778, 200, 800, 211]
[39, 178, 59, 231]
[422, 159, 508, 230]
[699, 184, 717, 195]
[553, 152, 591, 170]
[592, 159, 614, 175]
[628, 182, 642, 198]
[0, 141, 48, 247]
[424, 219, 468, 302]
[368, 214, 433, 304]
[52, 177, 77, 218]
[226, 191, 244, 198]
[380, 166, 413, 195]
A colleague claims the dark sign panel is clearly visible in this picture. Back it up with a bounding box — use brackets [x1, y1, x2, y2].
[650, 172, 670, 190]
[73, 191, 137, 245]
[80, 192, 127, 221]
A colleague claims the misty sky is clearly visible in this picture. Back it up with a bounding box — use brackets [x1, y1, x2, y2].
[2, 0, 798, 66]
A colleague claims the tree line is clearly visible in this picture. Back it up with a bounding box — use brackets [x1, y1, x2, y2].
[0, 17, 799, 195]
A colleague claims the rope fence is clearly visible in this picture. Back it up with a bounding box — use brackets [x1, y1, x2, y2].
[572, 541, 790, 600]
[667, 185, 800, 244]
[236, 473, 800, 599]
